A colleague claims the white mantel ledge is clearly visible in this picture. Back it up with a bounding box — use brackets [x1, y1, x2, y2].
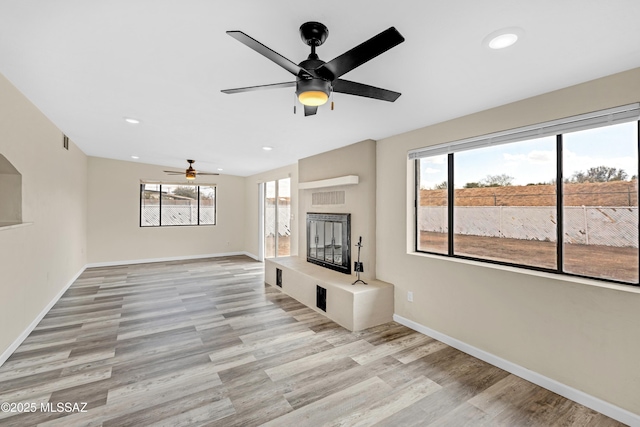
[298, 175, 359, 190]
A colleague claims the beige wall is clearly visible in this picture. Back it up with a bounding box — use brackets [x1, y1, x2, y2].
[87, 157, 246, 264]
[377, 68, 640, 415]
[0, 73, 87, 359]
[0, 164, 21, 224]
[243, 164, 299, 259]
[299, 140, 377, 280]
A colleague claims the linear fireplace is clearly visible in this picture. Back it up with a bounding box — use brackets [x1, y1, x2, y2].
[306, 213, 351, 274]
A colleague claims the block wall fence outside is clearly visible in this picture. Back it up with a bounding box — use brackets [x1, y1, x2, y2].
[265, 205, 291, 237]
[419, 206, 638, 248]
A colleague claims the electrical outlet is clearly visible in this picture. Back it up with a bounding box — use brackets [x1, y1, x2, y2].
[407, 291, 413, 302]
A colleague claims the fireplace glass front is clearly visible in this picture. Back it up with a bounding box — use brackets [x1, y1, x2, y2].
[307, 213, 351, 274]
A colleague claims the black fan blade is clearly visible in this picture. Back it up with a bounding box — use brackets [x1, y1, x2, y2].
[163, 171, 184, 174]
[227, 31, 312, 77]
[316, 27, 404, 80]
[304, 105, 318, 116]
[197, 172, 220, 176]
[221, 81, 295, 94]
[333, 79, 401, 102]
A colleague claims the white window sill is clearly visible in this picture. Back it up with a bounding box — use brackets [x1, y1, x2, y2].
[409, 250, 640, 295]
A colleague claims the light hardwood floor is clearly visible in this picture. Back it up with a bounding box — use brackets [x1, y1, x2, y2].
[0, 256, 625, 426]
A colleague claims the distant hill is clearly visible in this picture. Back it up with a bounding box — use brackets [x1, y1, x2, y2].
[419, 180, 638, 207]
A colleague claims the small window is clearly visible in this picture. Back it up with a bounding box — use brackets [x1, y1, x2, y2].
[140, 183, 216, 227]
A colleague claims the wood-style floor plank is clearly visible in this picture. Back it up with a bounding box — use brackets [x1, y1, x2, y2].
[0, 256, 626, 426]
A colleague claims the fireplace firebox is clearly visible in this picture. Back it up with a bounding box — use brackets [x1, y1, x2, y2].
[306, 213, 351, 274]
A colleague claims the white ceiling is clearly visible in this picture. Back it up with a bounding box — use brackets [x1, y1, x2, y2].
[1, 1, 640, 177]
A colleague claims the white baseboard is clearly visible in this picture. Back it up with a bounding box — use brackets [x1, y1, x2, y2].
[393, 314, 639, 427]
[241, 251, 262, 262]
[0, 266, 86, 368]
[85, 251, 257, 268]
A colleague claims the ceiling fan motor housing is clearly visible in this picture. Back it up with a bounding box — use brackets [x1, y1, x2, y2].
[296, 55, 332, 100]
[299, 22, 329, 46]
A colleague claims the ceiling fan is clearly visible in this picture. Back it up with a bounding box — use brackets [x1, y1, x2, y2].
[163, 160, 219, 180]
[221, 22, 405, 116]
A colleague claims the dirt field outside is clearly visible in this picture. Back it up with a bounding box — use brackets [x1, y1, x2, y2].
[419, 231, 638, 284]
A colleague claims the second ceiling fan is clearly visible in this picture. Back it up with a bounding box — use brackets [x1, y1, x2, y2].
[164, 160, 219, 181]
[221, 22, 405, 116]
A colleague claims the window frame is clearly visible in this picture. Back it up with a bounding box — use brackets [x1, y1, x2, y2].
[413, 115, 640, 287]
[139, 183, 217, 227]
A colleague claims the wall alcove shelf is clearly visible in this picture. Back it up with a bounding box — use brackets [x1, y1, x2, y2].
[298, 175, 359, 190]
[0, 222, 33, 231]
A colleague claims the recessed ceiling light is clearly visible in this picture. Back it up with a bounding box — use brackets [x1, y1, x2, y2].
[131, 155, 139, 159]
[217, 168, 223, 171]
[482, 27, 524, 50]
[262, 146, 273, 151]
[489, 33, 518, 49]
[124, 117, 141, 124]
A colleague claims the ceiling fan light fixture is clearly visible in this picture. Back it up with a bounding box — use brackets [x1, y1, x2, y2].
[296, 79, 331, 106]
[298, 90, 329, 106]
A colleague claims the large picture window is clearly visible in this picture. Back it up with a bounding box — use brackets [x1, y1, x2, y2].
[412, 105, 639, 286]
[140, 183, 216, 227]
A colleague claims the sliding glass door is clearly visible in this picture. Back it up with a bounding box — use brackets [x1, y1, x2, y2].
[264, 178, 291, 258]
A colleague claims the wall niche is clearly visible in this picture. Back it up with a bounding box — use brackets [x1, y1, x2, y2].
[0, 153, 22, 226]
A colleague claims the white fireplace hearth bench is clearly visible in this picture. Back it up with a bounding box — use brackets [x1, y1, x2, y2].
[265, 256, 394, 331]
